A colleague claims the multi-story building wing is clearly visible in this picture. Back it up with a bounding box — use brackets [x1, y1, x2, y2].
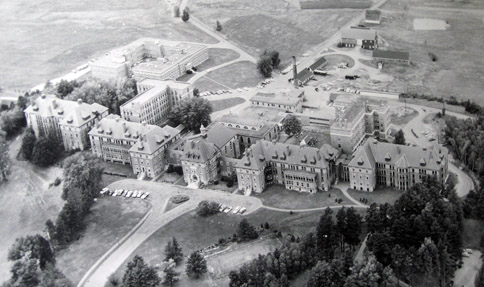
[120, 79, 190, 126]
[90, 38, 209, 81]
[348, 139, 448, 191]
[249, 90, 304, 113]
[236, 140, 339, 194]
[89, 114, 181, 178]
[181, 139, 221, 186]
[24, 95, 109, 150]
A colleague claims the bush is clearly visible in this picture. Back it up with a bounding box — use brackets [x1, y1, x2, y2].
[167, 164, 174, 173]
[227, 180, 234, 188]
[196, 200, 220, 217]
[173, 166, 183, 175]
[172, 195, 189, 204]
[53, 177, 62, 186]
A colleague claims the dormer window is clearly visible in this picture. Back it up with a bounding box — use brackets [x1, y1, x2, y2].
[33, 106, 39, 111]
[420, 158, 426, 166]
[125, 132, 131, 138]
[97, 128, 104, 134]
[385, 153, 391, 161]
[106, 129, 112, 135]
[301, 155, 307, 163]
[357, 157, 364, 166]
[57, 110, 64, 115]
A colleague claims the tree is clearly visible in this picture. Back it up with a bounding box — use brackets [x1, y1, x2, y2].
[0, 142, 10, 181]
[162, 267, 179, 286]
[417, 238, 440, 287]
[196, 200, 220, 217]
[122, 255, 161, 287]
[393, 129, 406, 145]
[307, 259, 346, 287]
[257, 57, 273, 78]
[316, 208, 337, 260]
[193, 88, 200, 97]
[343, 207, 362, 250]
[8, 234, 55, 270]
[236, 219, 259, 242]
[265, 50, 281, 69]
[164, 237, 184, 265]
[56, 80, 80, 99]
[19, 128, 36, 161]
[169, 97, 213, 133]
[31, 134, 63, 167]
[185, 251, 208, 279]
[216, 20, 222, 31]
[1, 109, 26, 137]
[344, 253, 382, 287]
[173, 6, 180, 18]
[283, 115, 302, 136]
[336, 208, 346, 251]
[181, 9, 190, 22]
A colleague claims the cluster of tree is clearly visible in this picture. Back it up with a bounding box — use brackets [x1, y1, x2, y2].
[282, 115, 302, 137]
[236, 219, 259, 242]
[0, 140, 9, 181]
[257, 50, 281, 78]
[19, 128, 64, 167]
[399, 93, 483, 115]
[46, 152, 104, 249]
[49, 79, 81, 99]
[164, 237, 184, 265]
[65, 77, 137, 114]
[120, 255, 161, 287]
[169, 97, 213, 133]
[4, 234, 72, 287]
[335, 207, 362, 252]
[0, 94, 27, 138]
[393, 129, 406, 145]
[365, 177, 463, 286]
[229, 208, 363, 286]
[196, 200, 220, 217]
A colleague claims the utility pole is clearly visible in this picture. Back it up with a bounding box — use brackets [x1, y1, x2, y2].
[442, 96, 446, 116]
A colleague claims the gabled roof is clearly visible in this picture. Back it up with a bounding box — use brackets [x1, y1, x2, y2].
[309, 57, 327, 71]
[295, 68, 313, 82]
[89, 114, 180, 155]
[348, 139, 448, 170]
[372, 50, 410, 61]
[237, 140, 339, 170]
[24, 95, 108, 127]
[190, 122, 236, 149]
[341, 27, 377, 41]
[182, 138, 219, 163]
[250, 93, 301, 107]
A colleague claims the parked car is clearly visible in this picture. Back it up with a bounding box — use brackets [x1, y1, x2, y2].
[239, 207, 247, 214]
[219, 204, 226, 212]
[126, 190, 133, 197]
[233, 206, 241, 214]
[137, 191, 143, 198]
[224, 206, 232, 213]
[144, 192, 150, 199]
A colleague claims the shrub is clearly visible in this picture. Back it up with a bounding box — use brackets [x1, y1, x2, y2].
[172, 195, 189, 204]
[173, 166, 184, 175]
[196, 200, 220, 217]
[166, 164, 174, 173]
[53, 177, 62, 186]
[227, 180, 234, 188]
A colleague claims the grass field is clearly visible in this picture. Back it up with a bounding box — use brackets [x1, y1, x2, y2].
[210, 97, 246, 112]
[253, 184, 353, 209]
[300, 0, 372, 9]
[0, 0, 216, 95]
[56, 197, 151, 285]
[194, 61, 263, 91]
[376, 0, 484, 104]
[192, 4, 360, 66]
[347, 187, 404, 205]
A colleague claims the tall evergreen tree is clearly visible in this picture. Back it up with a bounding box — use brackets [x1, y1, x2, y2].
[185, 251, 208, 279]
[122, 255, 160, 287]
[316, 208, 338, 260]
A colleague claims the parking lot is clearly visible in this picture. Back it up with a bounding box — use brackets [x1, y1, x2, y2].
[100, 187, 150, 200]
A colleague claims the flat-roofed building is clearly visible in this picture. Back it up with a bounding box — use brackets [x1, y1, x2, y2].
[90, 38, 209, 81]
[88, 114, 181, 178]
[348, 139, 448, 191]
[250, 90, 304, 113]
[330, 95, 390, 154]
[236, 140, 339, 194]
[120, 79, 190, 126]
[365, 10, 382, 24]
[24, 94, 109, 151]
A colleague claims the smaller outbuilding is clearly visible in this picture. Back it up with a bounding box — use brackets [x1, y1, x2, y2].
[365, 10, 382, 24]
[372, 50, 410, 66]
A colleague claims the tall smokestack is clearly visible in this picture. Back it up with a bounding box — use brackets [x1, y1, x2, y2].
[292, 56, 298, 88]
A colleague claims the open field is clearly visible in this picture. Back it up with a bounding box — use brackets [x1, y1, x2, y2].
[253, 184, 353, 209]
[194, 61, 263, 91]
[210, 97, 246, 112]
[111, 206, 353, 286]
[0, 136, 65, 283]
[347, 187, 404, 205]
[56, 197, 151, 285]
[376, 0, 484, 104]
[0, 0, 217, 96]
[191, 3, 361, 66]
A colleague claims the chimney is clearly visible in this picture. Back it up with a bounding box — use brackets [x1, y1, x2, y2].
[77, 98, 82, 105]
[292, 56, 298, 89]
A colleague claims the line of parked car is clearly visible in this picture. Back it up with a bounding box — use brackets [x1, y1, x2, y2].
[218, 204, 246, 215]
[199, 90, 232, 97]
[100, 188, 150, 199]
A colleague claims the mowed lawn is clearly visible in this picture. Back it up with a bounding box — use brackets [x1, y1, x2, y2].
[253, 184, 353, 209]
[347, 187, 404, 205]
[210, 97, 246, 112]
[56, 197, 151, 285]
[194, 61, 264, 91]
[111, 207, 345, 285]
[377, 0, 484, 104]
[0, 0, 217, 93]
